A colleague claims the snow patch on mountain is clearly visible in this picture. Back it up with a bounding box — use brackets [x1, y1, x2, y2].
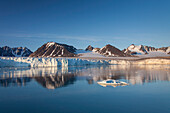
[124, 44, 170, 56]
[29, 42, 77, 57]
[0, 46, 32, 57]
[76, 50, 105, 58]
[166, 47, 170, 54]
[125, 44, 147, 55]
[47, 42, 55, 47]
[98, 44, 127, 57]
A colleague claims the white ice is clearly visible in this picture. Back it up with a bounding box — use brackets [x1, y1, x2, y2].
[76, 50, 105, 58]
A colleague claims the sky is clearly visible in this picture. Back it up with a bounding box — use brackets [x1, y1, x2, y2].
[0, 0, 170, 51]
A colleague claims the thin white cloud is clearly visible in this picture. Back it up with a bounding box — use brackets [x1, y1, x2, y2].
[0, 33, 103, 42]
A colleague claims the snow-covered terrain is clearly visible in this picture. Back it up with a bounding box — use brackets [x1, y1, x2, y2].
[76, 50, 105, 58]
[0, 57, 110, 67]
[0, 43, 170, 68]
[84, 44, 127, 57]
[0, 56, 170, 67]
[98, 44, 127, 57]
[136, 51, 170, 57]
[124, 44, 170, 56]
[124, 44, 147, 55]
[0, 46, 32, 57]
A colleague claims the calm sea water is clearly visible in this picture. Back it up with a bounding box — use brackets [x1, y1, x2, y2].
[0, 65, 170, 113]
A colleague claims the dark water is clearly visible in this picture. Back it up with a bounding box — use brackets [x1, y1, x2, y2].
[0, 65, 170, 113]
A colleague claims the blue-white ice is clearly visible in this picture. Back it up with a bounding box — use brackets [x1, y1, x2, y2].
[0, 57, 110, 67]
[0, 56, 169, 67]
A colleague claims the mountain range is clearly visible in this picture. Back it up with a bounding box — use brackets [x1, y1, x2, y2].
[0, 42, 169, 57]
[123, 44, 170, 55]
[29, 42, 77, 57]
[0, 46, 32, 57]
[95, 44, 128, 57]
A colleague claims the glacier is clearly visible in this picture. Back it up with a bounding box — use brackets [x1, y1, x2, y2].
[0, 57, 170, 67]
[0, 57, 110, 67]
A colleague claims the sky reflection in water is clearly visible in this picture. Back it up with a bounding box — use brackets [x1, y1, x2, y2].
[0, 65, 170, 113]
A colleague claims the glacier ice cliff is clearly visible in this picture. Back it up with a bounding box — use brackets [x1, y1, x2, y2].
[0, 57, 110, 67]
[0, 57, 170, 67]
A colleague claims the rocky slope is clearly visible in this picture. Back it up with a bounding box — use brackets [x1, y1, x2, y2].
[0, 46, 32, 57]
[98, 44, 127, 57]
[85, 45, 94, 51]
[29, 42, 77, 57]
[124, 44, 170, 55]
[83, 44, 128, 57]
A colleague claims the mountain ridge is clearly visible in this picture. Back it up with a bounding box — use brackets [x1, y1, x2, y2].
[29, 42, 77, 57]
[0, 46, 32, 57]
[1, 42, 169, 57]
[124, 44, 170, 55]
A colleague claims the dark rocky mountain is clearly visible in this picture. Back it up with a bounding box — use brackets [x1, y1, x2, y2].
[29, 42, 77, 57]
[98, 44, 128, 57]
[155, 47, 169, 53]
[0, 46, 32, 57]
[85, 45, 101, 52]
[85, 45, 94, 51]
[124, 44, 170, 55]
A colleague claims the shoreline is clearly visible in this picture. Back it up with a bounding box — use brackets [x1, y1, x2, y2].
[69, 56, 170, 60]
[0, 56, 170, 67]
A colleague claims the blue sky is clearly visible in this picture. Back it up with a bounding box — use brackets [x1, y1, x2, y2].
[0, 0, 170, 51]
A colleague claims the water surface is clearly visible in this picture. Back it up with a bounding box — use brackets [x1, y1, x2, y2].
[0, 65, 170, 113]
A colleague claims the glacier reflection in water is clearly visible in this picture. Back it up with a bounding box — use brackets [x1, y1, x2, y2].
[0, 65, 170, 89]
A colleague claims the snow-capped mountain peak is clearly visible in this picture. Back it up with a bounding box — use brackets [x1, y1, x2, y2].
[124, 44, 170, 55]
[125, 44, 147, 55]
[29, 42, 77, 57]
[0, 46, 33, 57]
[99, 44, 127, 57]
[46, 42, 56, 48]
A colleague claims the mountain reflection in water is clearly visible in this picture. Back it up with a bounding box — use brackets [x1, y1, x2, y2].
[0, 65, 170, 89]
